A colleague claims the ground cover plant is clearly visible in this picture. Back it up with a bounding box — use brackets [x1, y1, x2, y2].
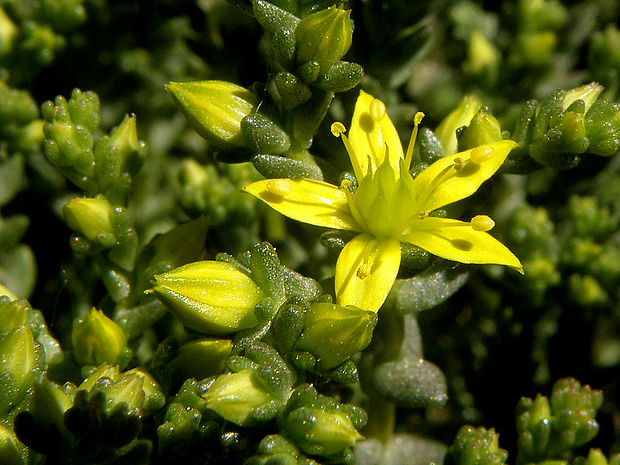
[1, 0, 619, 464]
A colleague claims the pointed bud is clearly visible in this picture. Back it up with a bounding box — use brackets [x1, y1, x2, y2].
[435, 96, 482, 156]
[0, 296, 29, 336]
[562, 83, 603, 113]
[171, 338, 233, 380]
[294, 303, 377, 370]
[63, 197, 117, 248]
[71, 308, 128, 366]
[152, 260, 263, 335]
[166, 80, 258, 149]
[285, 406, 363, 457]
[296, 6, 353, 74]
[203, 369, 278, 427]
[0, 424, 25, 465]
[467, 30, 500, 86]
[29, 377, 73, 433]
[458, 108, 503, 150]
[0, 325, 44, 415]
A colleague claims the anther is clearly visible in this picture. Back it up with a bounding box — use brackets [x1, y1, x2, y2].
[331, 122, 346, 137]
[266, 179, 292, 197]
[453, 157, 465, 170]
[418, 211, 430, 219]
[470, 215, 495, 232]
[370, 98, 386, 120]
[469, 145, 494, 164]
[357, 262, 372, 279]
[339, 179, 352, 190]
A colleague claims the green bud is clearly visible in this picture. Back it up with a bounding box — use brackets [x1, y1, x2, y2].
[458, 107, 503, 150]
[0, 325, 44, 415]
[518, 0, 568, 32]
[28, 377, 73, 436]
[313, 61, 364, 93]
[0, 296, 29, 336]
[589, 25, 620, 78]
[0, 424, 25, 465]
[295, 6, 352, 74]
[435, 95, 482, 156]
[515, 31, 557, 67]
[166, 80, 258, 149]
[71, 308, 128, 366]
[101, 370, 161, 415]
[152, 260, 263, 335]
[467, 30, 500, 85]
[0, 8, 17, 58]
[562, 83, 603, 113]
[203, 368, 278, 426]
[449, 425, 508, 465]
[63, 197, 117, 248]
[171, 338, 233, 380]
[569, 274, 607, 307]
[94, 114, 148, 204]
[581, 449, 611, 465]
[294, 303, 377, 370]
[78, 363, 120, 392]
[123, 368, 166, 414]
[285, 406, 363, 457]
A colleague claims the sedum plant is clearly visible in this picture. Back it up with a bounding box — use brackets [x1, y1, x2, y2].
[0, 0, 620, 464]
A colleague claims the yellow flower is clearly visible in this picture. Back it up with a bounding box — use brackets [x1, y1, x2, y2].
[243, 91, 523, 312]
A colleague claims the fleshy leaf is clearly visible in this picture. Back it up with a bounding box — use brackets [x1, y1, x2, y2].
[335, 233, 402, 312]
[243, 178, 359, 231]
[402, 217, 523, 272]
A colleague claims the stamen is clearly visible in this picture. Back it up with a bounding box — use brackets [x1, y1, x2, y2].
[340, 180, 368, 231]
[370, 99, 386, 120]
[418, 211, 430, 219]
[331, 122, 346, 137]
[266, 179, 292, 197]
[357, 262, 372, 279]
[332, 121, 365, 181]
[470, 215, 495, 232]
[453, 157, 465, 170]
[469, 145, 494, 164]
[405, 111, 425, 171]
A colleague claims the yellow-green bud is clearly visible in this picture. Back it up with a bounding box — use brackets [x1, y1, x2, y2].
[294, 303, 377, 370]
[0, 423, 25, 465]
[63, 197, 117, 248]
[77, 363, 120, 392]
[562, 82, 603, 113]
[435, 95, 482, 155]
[203, 369, 277, 427]
[171, 338, 233, 380]
[152, 260, 263, 335]
[458, 108, 503, 150]
[103, 371, 146, 414]
[0, 7, 17, 58]
[295, 6, 353, 75]
[289, 407, 363, 457]
[30, 377, 73, 432]
[0, 297, 29, 336]
[0, 325, 44, 415]
[467, 30, 500, 85]
[166, 80, 258, 149]
[71, 308, 128, 366]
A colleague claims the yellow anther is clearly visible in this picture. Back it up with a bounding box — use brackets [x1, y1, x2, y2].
[340, 179, 352, 190]
[413, 111, 425, 125]
[470, 215, 495, 232]
[266, 179, 292, 197]
[418, 211, 430, 219]
[469, 145, 494, 164]
[453, 157, 465, 170]
[357, 262, 372, 279]
[370, 98, 386, 120]
[331, 121, 346, 137]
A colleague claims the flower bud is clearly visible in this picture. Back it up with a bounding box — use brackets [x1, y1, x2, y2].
[294, 303, 377, 370]
[449, 425, 507, 465]
[0, 325, 44, 415]
[458, 107, 503, 150]
[152, 260, 263, 335]
[203, 369, 278, 427]
[466, 30, 500, 86]
[285, 406, 363, 457]
[171, 338, 233, 380]
[295, 5, 353, 74]
[562, 83, 603, 113]
[0, 296, 29, 336]
[0, 7, 17, 58]
[63, 197, 117, 248]
[435, 95, 482, 156]
[0, 423, 25, 465]
[71, 308, 128, 366]
[166, 80, 258, 149]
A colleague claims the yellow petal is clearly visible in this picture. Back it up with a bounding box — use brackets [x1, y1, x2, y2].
[402, 217, 523, 273]
[335, 233, 402, 312]
[348, 91, 404, 178]
[413, 140, 518, 213]
[243, 178, 360, 231]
